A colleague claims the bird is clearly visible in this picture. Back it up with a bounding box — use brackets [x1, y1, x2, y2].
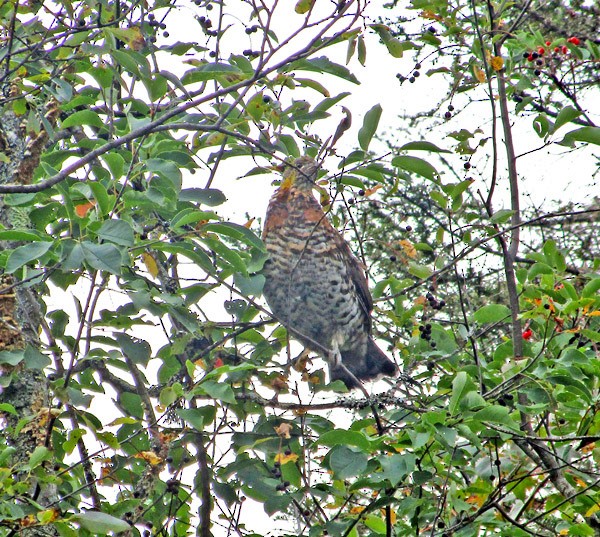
[261, 156, 398, 389]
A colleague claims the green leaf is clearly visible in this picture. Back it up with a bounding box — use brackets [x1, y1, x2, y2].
[24, 346, 51, 369]
[73, 511, 131, 534]
[28, 446, 52, 469]
[358, 104, 382, 151]
[329, 445, 368, 479]
[176, 406, 216, 431]
[0, 350, 25, 366]
[115, 333, 151, 365]
[288, 57, 360, 84]
[181, 62, 244, 84]
[97, 220, 135, 247]
[200, 380, 237, 405]
[392, 155, 438, 180]
[61, 110, 104, 129]
[472, 405, 518, 429]
[552, 105, 582, 133]
[81, 242, 123, 274]
[103, 152, 125, 180]
[449, 371, 473, 416]
[6, 241, 53, 273]
[318, 429, 371, 449]
[472, 304, 511, 324]
[203, 222, 265, 250]
[581, 277, 600, 298]
[559, 126, 600, 147]
[398, 141, 450, 153]
[180, 188, 227, 206]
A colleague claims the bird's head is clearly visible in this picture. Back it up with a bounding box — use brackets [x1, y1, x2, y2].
[281, 156, 319, 192]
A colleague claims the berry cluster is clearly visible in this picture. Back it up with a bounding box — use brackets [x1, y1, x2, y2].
[425, 289, 445, 311]
[147, 13, 167, 41]
[418, 323, 434, 347]
[444, 104, 454, 120]
[520, 36, 582, 81]
[245, 24, 259, 34]
[270, 458, 292, 491]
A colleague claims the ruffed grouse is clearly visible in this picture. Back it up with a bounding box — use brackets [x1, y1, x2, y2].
[262, 156, 397, 388]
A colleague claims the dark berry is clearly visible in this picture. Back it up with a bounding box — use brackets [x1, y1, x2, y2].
[426, 292, 433, 300]
[413, 70, 420, 77]
[514, 95, 523, 103]
[274, 461, 280, 467]
[536, 59, 543, 66]
[409, 76, 415, 83]
[283, 481, 290, 487]
[303, 509, 310, 516]
[531, 52, 539, 59]
[348, 198, 355, 205]
[427, 361, 434, 370]
[358, 189, 365, 196]
[262, 95, 272, 103]
[438, 521, 445, 529]
[245, 27, 252, 34]
[160, 22, 166, 29]
[494, 459, 501, 466]
[534, 69, 541, 76]
[544, 304, 550, 309]
[447, 104, 454, 111]
[284, 449, 292, 456]
[430, 342, 436, 348]
[415, 62, 422, 69]
[425, 323, 432, 330]
[428, 26, 436, 33]
[164, 31, 169, 37]
[444, 111, 452, 119]
[206, 3, 213, 9]
[439, 300, 446, 308]
[389, 255, 397, 262]
[209, 51, 216, 57]
[464, 162, 471, 169]
[429, 285, 435, 292]
[418, 325, 424, 331]
[405, 225, 412, 232]
[522, 51, 529, 58]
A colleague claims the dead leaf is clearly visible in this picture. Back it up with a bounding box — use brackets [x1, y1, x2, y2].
[274, 423, 293, 439]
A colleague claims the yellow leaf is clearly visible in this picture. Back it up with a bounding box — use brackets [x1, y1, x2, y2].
[142, 252, 159, 278]
[586, 504, 600, 517]
[473, 65, 486, 83]
[490, 56, 504, 71]
[274, 452, 299, 465]
[588, 311, 600, 317]
[398, 239, 417, 260]
[274, 423, 292, 439]
[380, 508, 397, 523]
[295, 0, 315, 14]
[350, 506, 365, 514]
[134, 451, 163, 466]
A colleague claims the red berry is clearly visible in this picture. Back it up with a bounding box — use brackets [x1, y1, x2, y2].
[545, 41, 551, 46]
[561, 45, 568, 54]
[537, 47, 545, 55]
[567, 36, 580, 46]
[527, 54, 534, 62]
[554, 47, 560, 53]
[522, 329, 533, 340]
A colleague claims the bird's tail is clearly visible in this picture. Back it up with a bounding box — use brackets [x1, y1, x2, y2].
[330, 338, 398, 388]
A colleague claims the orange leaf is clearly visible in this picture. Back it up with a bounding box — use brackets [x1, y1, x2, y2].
[75, 201, 95, 217]
[473, 65, 486, 83]
[490, 56, 504, 71]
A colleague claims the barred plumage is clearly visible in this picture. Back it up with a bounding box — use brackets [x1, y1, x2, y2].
[262, 156, 397, 388]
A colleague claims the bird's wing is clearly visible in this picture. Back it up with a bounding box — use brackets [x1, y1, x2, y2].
[332, 226, 373, 321]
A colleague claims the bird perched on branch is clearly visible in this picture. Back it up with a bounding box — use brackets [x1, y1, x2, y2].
[262, 156, 397, 388]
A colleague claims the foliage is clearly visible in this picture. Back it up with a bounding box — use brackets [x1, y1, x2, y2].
[0, 0, 599, 536]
